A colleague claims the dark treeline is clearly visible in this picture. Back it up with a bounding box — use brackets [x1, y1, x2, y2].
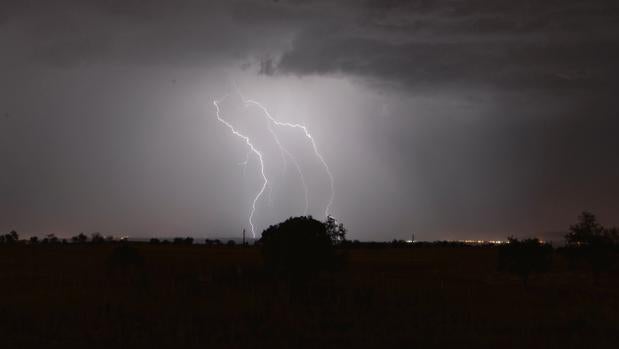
[1, 212, 619, 348]
[3, 211, 618, 283]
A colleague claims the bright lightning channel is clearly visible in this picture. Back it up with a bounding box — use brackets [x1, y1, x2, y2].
[232, 83, 309, 214]
[213, 99, 267, 239]
[264, 119, 309, 215]
[243, 99, 335, 217]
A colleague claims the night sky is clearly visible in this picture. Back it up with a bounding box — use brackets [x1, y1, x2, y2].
[1, 0, 618, 241]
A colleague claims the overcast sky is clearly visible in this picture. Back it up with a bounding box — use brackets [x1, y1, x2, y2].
[1, 0, 618, 241]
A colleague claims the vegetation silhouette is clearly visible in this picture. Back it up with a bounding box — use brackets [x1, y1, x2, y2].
[71, 233, 88, 244]
[173, 237, 194, 245]
[498, 237, 553, 287]
[43, 233, 58, 244]
[2, 212, 619, 347]
[562, 211, 618, 282]
[259, 216, 345, 280]
[90, 233, 105, 243]
[0, 230, 19, 244]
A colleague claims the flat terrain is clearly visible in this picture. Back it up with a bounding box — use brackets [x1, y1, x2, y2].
[0, 244, 618, 348]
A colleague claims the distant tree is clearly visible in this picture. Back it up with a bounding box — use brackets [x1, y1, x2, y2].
[71, 233, 88, 244]
[325, 216, 347, 244]
[391, 239, 408, 247]
[172, 237, 194, 245]
[226, 240, 236, 246]
[498, 237, 553, 287]
[205, 239, 222, 246]
[29, 236, 39, 244]
[564, 211, 618, 282]
[2, 230, 19, 244]
[260, 216, 340, 279]
[44, 234, 59, 244]
[149, 238, 161, 244]
[566, 211, 606, 246]
[91, 233, 105, 244]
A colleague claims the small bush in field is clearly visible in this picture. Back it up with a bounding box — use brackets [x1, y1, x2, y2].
[498, 237, 553, 286]
[564, 211, 618, 281]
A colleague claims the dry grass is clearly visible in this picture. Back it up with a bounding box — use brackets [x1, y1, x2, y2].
[0, 244, 618, 348]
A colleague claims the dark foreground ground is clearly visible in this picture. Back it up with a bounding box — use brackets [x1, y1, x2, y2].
[1, 244, 618, 348]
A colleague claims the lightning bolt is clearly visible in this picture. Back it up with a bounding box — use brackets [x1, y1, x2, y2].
[213, 88, 335, 239]
[243, 99, 335, 217]
[213, 98, 267, 239]
[264, 115, 310, 215]
[232, 83, 310, 215]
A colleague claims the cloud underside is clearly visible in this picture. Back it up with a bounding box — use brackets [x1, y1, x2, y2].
[2, 0, 617, 92]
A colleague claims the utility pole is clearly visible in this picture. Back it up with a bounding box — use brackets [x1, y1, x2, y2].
[242, 228, 246, 246]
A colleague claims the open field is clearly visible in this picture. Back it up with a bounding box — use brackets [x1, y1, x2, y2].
[1, 244, 618, 348]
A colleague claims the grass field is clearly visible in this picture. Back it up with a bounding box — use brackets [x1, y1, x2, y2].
[1, 244, 618, 348]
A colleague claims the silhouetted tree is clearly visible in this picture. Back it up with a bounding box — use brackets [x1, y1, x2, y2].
[91, 233, 105, 244]
[226, 240, 236, 246]
[498, 237, 553, 287]
[43, 234, 59, 244]
[566, 211, 605, 246]
[1, 230, 19, 244]
[391, 239, 408, 247]
[71, 233, 88, 244]
[29, 236, 39, 244]
[564, 212, 618, 282]
[172, 237, 194, 245]
[205, 239, 222, 246]
[149, 238, 161, 244]
[260, 216, 340, 279]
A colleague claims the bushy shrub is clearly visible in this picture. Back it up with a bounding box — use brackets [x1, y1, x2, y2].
[260, 216, 339, 279]
[564, 212, 618, 281]
[498, 237, 553, 286]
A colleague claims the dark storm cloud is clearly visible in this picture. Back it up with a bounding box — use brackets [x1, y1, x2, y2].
[1, 0, 300, 68]
[272, 0, 619, 92]
[4, 0, 619, 82]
